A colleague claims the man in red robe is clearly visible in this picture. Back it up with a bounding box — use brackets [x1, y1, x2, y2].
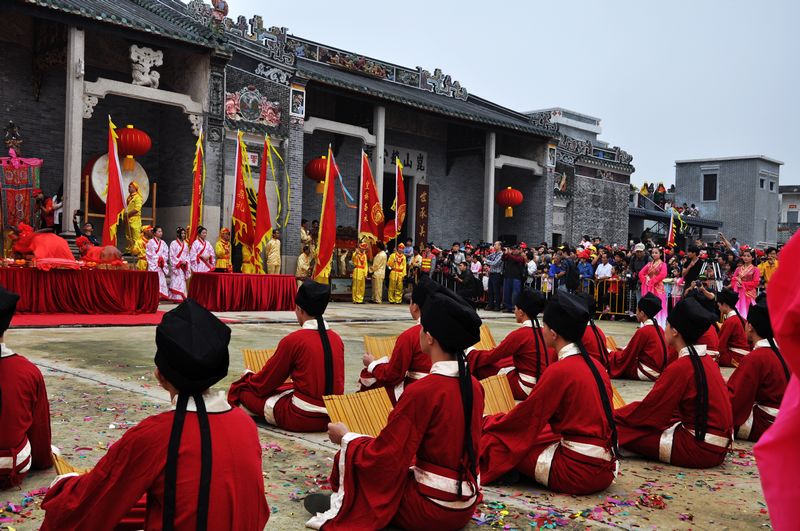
[608, 292, 669, 381]
[0, 287, 52, 488]
[614, 298, 733, 468]
[666, 292, 720, 365]
[228, 280, 345, 432]
[728, 297, 788, 441]
[358, 277, 434, 403]
[717, 288, 751, 367]
[467, 289, 554, 399]
[479, 292, 618, 495]
[304, 288, 484, 530]
[41, 299, 270, 530]
[580, 293, 610, 369]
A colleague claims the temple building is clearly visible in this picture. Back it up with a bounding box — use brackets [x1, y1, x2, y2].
[2, 0, 637, 273]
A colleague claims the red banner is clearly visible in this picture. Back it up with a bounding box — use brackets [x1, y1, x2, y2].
[232, 131, 255, 246]
[383, 158, 406, 243]
[358, 151, 384, 243]
[415, 183, 429, 245]
[313, 146, 337, 280]
[187, 132, 205, 244]
[253, 134, 273, 254]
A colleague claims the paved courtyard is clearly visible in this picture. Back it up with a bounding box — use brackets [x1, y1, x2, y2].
[1, 303, 768, 529]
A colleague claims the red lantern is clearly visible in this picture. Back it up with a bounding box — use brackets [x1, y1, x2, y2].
[496, 186, 523, 218]
[304, 156, 328, 193]
[117, 125, 152, 172]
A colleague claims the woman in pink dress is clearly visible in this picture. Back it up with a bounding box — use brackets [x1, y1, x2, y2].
[190, 226, 216, 273]
[169, 227, 191, 302]
[731, 248, 760, 318]
[639, 247, 668, 327]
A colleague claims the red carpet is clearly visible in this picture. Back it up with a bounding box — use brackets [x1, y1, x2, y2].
[11, 312, 165, 328]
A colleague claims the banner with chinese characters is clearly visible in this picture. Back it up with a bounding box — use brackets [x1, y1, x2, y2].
[415, 184, 429, 245]
[0, 155, 41, 229]
[384, 145, 427, 178]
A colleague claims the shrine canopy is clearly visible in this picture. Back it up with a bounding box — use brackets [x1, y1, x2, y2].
[0, 150, 42, 229]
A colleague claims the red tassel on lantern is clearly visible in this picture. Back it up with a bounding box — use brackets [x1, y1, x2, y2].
[496, 186, 523, 218]
[304, 156, 328, 193]
[117, 125, 152, 172]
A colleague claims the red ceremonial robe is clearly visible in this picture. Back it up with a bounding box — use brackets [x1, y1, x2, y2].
[306, 361, 483, 531]
[467, 320, 556, 400]
[358, 323, 432, 403]
[480, 344, 617, 495]
[615, 345, 733, 468]
[583, 323, 610, 369]
[718, 311, 751, 367]
[0, 345, 52, 488]
[227, 319, 345, 432]
[40, 394, 269, 531]
[667, 325, 719, 365]
[728, 340, 789, 441]
[608, 322, 668, 381]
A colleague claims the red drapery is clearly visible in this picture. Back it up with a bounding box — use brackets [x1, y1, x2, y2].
[188, 273, 296, 312]
[0, 268, 159, 314]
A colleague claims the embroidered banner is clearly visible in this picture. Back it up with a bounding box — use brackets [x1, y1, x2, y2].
[415, 184, 429, 245]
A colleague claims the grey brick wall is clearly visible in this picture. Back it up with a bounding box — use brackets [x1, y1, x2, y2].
[569, 176, 629, 246]
[676, 158, 780, 245]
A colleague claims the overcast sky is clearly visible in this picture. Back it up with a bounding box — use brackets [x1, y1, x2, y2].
[234, 0, 799, 185]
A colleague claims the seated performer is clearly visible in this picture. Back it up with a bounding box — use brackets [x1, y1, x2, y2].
[146, 226, 170, 300]
[479, 292, 617, 495]
[0, 288, 52, 488]
[581, 293, 610, 369]
[169, 227, 190, 301]
[615, 298, 733, 468]
[467, 289, 554, 399]
[608, 293, 669, 381]
[75, 236, 123, 264]
[40, 300, 270, 529]
[131, 225, 153, 271]
[666, 292, 720, 365]
[304, 288, 484, 530]
[214, 227, 232, 273]
[717, 288, 750, 367]
[227, 280, 344, 432]
[728, 297, 789, 441]
[189, 226, 215, 273]
[358, 277, 435, 402]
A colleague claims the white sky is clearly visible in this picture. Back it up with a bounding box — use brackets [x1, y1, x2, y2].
[232, 0, 799, 185]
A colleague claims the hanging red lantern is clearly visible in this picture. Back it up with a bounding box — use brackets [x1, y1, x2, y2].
[304, 156, 328, 193]
[117, 125, 152, 172]
[496, 186, 523, 218]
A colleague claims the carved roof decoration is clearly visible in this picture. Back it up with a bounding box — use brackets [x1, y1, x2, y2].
[20, 0, 226, 49]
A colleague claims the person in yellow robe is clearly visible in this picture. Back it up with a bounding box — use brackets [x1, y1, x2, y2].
[241, 244, 263, 274]
[387, 243, 407, 304]
[351, 242, 368, 304]
[296, 245, 313, 288]
[132, 225, 153, 271]
[265, 230, 281, 274]
[215, 228, 232, 272]
[125, 182, 143, 255]
[370, 241, 387, 304]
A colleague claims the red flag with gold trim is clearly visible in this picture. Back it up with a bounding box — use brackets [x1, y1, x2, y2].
[313, 146, 337, 280]
[358, 151, 384, 243]
[253, 134, 273, 255]
[383, 158, 406, 243]
[187, 130, 205, 244]
[232, 131, 255, 246]
[102, 116, 126, 246]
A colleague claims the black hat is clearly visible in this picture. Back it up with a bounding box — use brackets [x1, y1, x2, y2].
[154, 299, 230, 394]
[0, 288, 19, 334]
[543, 292, 590, 342]
[516, 289, 545, 319]
[717, 288, 739, 308]
[637, 292, 662, 319]
[747, 298, 772, 339]
[667, 298, 716, 345]
[296, 280, 330, 317]
[579, 292, 597, 316]
[412, 276, 440, 307]
[421, 291, 481, 352]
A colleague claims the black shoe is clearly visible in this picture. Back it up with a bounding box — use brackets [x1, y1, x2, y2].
[304, 493, 332, 515]
[495, 469, 521, 485]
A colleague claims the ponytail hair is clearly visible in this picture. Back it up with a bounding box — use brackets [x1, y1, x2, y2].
[767, 337, 790, 381]
[575, 340, 617, 456]
[454, 348, 476, 497]
[317, 316, 334, 395]
[686, 345, 709, 441]
[652, 317, 668, 371]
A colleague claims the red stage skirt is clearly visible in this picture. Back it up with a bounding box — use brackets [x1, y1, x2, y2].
[188, 273, 296, 312]
[0, 268, 159, 314]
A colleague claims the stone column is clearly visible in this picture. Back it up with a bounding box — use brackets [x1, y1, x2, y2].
[373, 105, 386, 199]
[284, 117, 305, 258]
[62, 27, 85, 234]
[483, 131, 496, 242]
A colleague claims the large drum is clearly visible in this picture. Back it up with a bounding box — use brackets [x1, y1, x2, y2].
[81, 154, 150, 210]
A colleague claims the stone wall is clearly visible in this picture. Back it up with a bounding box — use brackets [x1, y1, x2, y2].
[569, 175, 629, 245]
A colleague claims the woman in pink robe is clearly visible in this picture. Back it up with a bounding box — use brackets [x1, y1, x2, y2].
[169, 227, 190, 302]
[145, 226, 169, 300]
[731, 248, 760, 318]
[639, 247, 668, 328]
[189, 226, 215, 273]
